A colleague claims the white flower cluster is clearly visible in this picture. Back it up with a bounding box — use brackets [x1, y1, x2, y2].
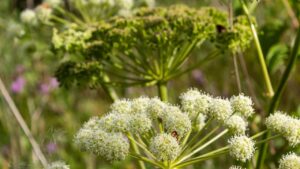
[20, 9, 38, 25]
[278, 153, 300, 169]
[229, 166, 245, 169]
[74, 117, 130, 161]
[20, 0, 60, 25]
[229, 135, 255, 162]
[279, 153, 300, 169]
[149, 133, 180, 161]
[180, 89, 253, 135]
[75, 96, 191, 161]
[75, 89, 257, 163]
[266, 112, 300, 147]
[46, 161, 69, 169]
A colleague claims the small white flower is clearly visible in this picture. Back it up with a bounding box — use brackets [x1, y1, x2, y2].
[229, 135, 255, 162]
[46, 161, 69, 169]
[180, 88, 212, 120]
[110, 99, 132, 114]
[208, 98, 233, 123]
[100, 113, 130, 133]
[266, 112, 300, 147]
[225, 115, 247, 135]
[147, 97, 167, 120]
[279, 153, 300, 169]
[131, 96, 150, 114]
[230, 94, 254, 118]
[163, 106, 191, 139]
[149, 133, 180, 161]
[229, 166, 245, 169]
[20, 9, 38, 25]
[129, 113, 152, 135]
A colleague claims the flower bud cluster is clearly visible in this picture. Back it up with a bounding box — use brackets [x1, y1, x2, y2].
[279, 153, 300, 169]
[228, 135, 255, 162]
[149, 133, 180, 161]
[46, 161, 70, 169]
[266, 112, 300, 147]
[180, 89, 253, 134]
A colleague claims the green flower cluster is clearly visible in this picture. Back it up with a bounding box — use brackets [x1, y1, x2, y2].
[53, 5, 230, 88]
[213, 16, 253, 53]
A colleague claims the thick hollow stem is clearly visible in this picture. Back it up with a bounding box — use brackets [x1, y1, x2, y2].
[0, 77, 48, 168]
[157, 82, 168, 101]
[256, 27, 300, 169]
[240, 0, 274, 97]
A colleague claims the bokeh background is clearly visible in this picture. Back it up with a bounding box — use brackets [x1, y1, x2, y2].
[1, 0, 300, 168]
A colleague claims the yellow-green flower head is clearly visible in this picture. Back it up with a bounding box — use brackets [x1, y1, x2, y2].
[131, 96, 151, 114]
[266, 111, 300, 146]
[110, 99, 132, 114]
[230, 94, 254, 118]
[225, 115, 248, 135]
[279, 153, 300, 169]
[180, 88, 212, 120]
[147, 97, 167, 120]
[163, 105, 192, 139]
[150, 133, 180, 161]
[46, 161, 69, 169]
[100, 113, 130, 133]
[208, 98, 233, 123]
[20, 9, 38, 25]
[229, 166, 245, 169]
[229, 135, 255, 162]
[129, 113, 152, 135]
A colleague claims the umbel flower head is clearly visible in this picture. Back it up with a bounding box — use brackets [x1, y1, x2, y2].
[208, 98, 233, 123]
[265, 111, 300, 147]
[179, 88, 212, 120]
[279, 153, 300, 169]
[229, 135, 255, 162]
[46, 161, 69, 169]
[230, 94, 254, 118]
[74, 89, 260, 166]
[225, 115, 248, 135]
[149, 133, 180, 161]
[20, 9, 38, 25]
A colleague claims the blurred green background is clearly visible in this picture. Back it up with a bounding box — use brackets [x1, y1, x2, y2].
[1, 0, 300, 168]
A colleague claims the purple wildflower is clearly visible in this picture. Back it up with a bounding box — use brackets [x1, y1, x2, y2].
[46, 142, 57, 154]
[11, 76, 26, 93]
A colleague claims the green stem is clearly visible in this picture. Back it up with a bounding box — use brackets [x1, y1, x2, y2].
[157, 82, 168, 101]
[240, 0, 274, 97]
[256, 27, 300, 169]
[101, 73, 119, 102]
[176, 129, 228, 165]
[130, 154, 164, 168]
[128, 134, 147, 169]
